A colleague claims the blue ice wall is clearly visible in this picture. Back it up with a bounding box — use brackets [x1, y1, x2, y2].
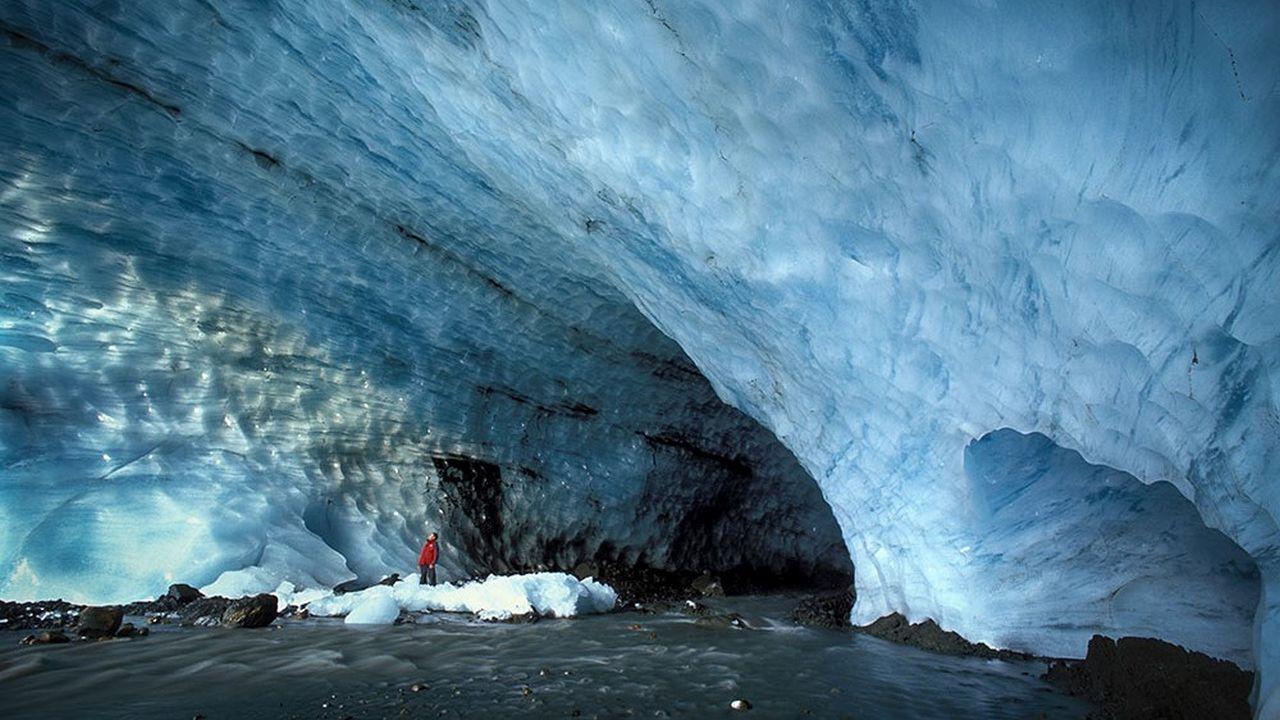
[1, 0, 1277, 715]
[0, 2, 850, 605]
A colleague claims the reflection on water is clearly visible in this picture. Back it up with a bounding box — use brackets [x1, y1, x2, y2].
[0, 596, 1091, 719]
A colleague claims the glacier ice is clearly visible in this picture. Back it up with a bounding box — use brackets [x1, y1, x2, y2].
[305, 573, 618, 623]
[0, 0, 1277, 717]
[343, 594, 402, 626]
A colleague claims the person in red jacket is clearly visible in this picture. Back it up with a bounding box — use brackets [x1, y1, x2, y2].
[418, 532, 439, 586]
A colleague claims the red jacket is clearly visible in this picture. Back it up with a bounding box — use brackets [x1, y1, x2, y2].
[418, 539, 438, 566]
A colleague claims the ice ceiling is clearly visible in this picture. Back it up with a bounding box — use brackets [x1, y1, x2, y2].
[0, 0, 1277, 715]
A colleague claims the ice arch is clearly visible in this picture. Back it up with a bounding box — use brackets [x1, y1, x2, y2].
[961, 429, 1258, 665]
[0, 0, 1276, 715]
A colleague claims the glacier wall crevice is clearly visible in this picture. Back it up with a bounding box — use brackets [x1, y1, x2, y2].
[1, 0, 1277, 715]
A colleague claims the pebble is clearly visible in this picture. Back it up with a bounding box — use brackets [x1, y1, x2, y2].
[409, 683, 427, 692]
[730, 699, 752, 711]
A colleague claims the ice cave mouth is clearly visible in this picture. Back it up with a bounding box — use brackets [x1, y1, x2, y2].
[1, 0, 1278, 716]
[960, 429, 1259, 666]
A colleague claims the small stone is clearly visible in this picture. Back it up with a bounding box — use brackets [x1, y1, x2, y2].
[409, 683, 426, 693]
[538, 667, 551, 677]
[730, 699, 752, 711]
[520, 685, 532, 697]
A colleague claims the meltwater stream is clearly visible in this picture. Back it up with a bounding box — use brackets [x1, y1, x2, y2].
[0, 596, 1092, 719]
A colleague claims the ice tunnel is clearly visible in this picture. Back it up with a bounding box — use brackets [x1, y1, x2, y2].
[0, 0, 1278, 716]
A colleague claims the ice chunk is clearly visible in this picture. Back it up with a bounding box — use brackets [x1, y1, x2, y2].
[344, 594, 401, 625]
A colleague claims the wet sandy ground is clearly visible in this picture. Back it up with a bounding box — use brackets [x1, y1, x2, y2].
[0, 595, 1092, 719]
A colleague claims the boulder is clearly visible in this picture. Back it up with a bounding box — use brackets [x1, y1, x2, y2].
[76, 606, 123, 639]
[166, 583, 203, 605]
[220, 593, 278, 628]
[1042, 635, 1253, 720]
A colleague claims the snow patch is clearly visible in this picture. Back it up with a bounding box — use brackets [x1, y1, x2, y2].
[307, 573, 616, 622]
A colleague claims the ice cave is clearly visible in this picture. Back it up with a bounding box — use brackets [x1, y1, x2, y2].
[0, 1, 1276, 718]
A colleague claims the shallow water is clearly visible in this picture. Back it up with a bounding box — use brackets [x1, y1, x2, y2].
[0, 596, 1091, 719]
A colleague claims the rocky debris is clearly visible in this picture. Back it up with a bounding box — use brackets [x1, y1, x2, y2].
[220, 594, 278, 628]
[1042, 635, 1253, 720]
[0, 599, 83, 631]
[856, 613, 1034, 661]
[791, 589, 854, 628]
[20, 630, 70, 646]
[690, 572, 725, 597]
[179, 597, 234, 626]
[76, 606, 124, 639]
[483, 611, 541, 625]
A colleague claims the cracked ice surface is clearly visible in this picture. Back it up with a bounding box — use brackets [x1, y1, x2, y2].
[0, 0, 1277, 715]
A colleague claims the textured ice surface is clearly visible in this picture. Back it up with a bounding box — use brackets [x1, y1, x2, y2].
[962, 430, 1258, 664]
[0, 0, 1277, 715]
[306, 573, 618, 622]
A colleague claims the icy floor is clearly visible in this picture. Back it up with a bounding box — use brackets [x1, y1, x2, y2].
[0, 596, 1093, 720]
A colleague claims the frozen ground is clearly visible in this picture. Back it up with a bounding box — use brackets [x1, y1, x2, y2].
[0, 0, 1276, 716]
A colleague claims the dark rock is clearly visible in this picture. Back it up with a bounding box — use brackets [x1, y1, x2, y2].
[690, 572, 724, 597]
[791, 589, 854, 628]
[378, 573, 402, 586]
[179, 597, 233, 626]
[167, 583, 203, 604]
[20, 630, 70, 646]
[76, 606, 123, 639]
[1042, 634, 1253, 720]
[220, 594, 278, 628]
[856, 612, 1033, 661]
[333, 579, 367, 595]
